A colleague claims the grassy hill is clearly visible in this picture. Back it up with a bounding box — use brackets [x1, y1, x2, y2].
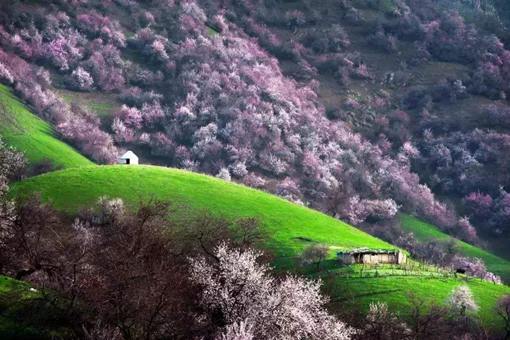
[0, 276, 53, 339]
[10, 165, 510, 329]
[10, 165, 393, 267]
[327, 272, 510, 329]
[400, 214, 510, 282]
[0, 84, 93, 169]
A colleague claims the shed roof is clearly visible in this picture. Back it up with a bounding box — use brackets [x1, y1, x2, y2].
[119, 150, 138, 159]
[337, 248, 400, 255]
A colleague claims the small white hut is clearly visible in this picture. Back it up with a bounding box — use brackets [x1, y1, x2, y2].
[337, 248, 407, 265]
[118, 151, 139, 165]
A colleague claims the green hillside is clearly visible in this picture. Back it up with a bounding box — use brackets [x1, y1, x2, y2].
[0, 84, 93, 169]
[328, 273, 510, 329]
[10, 165, 510, 329]
[0, 276, 50, 339]
[400, 214, 510, 282]
[11, 165, 393, 265]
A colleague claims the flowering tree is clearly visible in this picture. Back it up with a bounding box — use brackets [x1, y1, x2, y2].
[450, 255, 501, 283]
[0, 138, 25, 252]
[496, 295, 510, 339]
[70, 66, 94, 90]
[464, 192, 493, 218]
[219, 320, 255, 340]
[81, 44, 125, 91]
[189, 243, 355, 339]
[0, 0, 467, 234]
[0, 62, 14, 84]
[44, 34, 83, 71]
[359, 302, 410, 339]
[216, 168, 231, 181]
[446, 285, 479, 317]
[456, 217, 478, 243]
[2, 196, 254, 338]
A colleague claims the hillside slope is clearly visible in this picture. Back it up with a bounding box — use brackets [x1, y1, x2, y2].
[400, 214, 510, 282]
[0, 85, 93, 169]
[11, 165, 393, 266]
[10, 165, 510, 329]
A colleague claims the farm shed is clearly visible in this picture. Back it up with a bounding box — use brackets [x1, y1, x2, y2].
[337, 248, 406, 265]
[118, 151, 139, 165]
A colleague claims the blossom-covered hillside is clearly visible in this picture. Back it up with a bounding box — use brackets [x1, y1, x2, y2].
[1, 0, 510, 255]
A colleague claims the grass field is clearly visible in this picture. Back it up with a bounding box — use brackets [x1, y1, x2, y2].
[11, 165, 393, 267]
[56, 88, 118, 119]
[328, 273, 509, 329]
[10, 165, 510, 329]
[0, 276, 47, 339]
[0, 84, 93, 169]
[400, 214, 510, 282]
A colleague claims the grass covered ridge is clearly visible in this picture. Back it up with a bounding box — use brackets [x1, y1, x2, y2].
[328, 273, 510, 329]
[400, 214, 510, 282]
[0, 84, 93, 169]
[10, 165, 393, 263]
[10, 165, 510, 329]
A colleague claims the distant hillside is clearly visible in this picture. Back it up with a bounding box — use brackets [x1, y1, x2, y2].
[400, 214, 510, 282]
[10, 165, 510, 328]
[0, 84, 93, 169]
[0, 0, 479, 244]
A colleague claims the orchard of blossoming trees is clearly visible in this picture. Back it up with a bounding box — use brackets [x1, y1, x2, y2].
[115, 1, 467, 232]
[0, 0, 454, 232]
[0, 44, 117, 162]
[3, 0, 510, 243]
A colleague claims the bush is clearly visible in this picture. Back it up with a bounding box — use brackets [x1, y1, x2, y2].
[69, 66, 94, 91]
[300, 244, 329, 269]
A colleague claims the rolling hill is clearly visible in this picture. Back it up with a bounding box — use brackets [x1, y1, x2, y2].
[0, 84, 93, 169]
[10, 165, 510, 329]
[0, 276, 41, 339]
[10, 165, 393, 266]
[400, 214, 510, 282]
[1, 0, 510, 336]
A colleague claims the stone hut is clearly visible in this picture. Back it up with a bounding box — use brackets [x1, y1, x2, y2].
[337, 248, 406, 265]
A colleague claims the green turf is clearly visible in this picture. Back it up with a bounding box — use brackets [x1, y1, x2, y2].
[57, 88, 117, 119]
[10, 165, 394, 265]
[0, 84, 93, 169]
[328, 274, 509, 329]
[400, 214, 510, 283]
[0, 276, 47, 339]
[9, 165, 510, 329]
[312, 260, 510, 328]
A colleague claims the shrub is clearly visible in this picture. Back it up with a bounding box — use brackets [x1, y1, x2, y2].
[358, 302, 411, 339]
[69, 66, 94, 90]
[300, 244, 329, 269]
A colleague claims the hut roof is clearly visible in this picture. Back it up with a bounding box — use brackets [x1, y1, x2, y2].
[120, 150, 138, 160]
[337, 248, 399, 255]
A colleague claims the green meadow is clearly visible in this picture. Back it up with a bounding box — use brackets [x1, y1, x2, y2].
[0, 84, 93, 169]
[400, 214, 510, 282]
[10, 165, 510, 329]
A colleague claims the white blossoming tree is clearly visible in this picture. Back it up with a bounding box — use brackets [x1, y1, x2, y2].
[362, 302, 411, 339]
[0, 138, 25, 266]
[447, 285, 479, 317]
[190, 243, 355, 340]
